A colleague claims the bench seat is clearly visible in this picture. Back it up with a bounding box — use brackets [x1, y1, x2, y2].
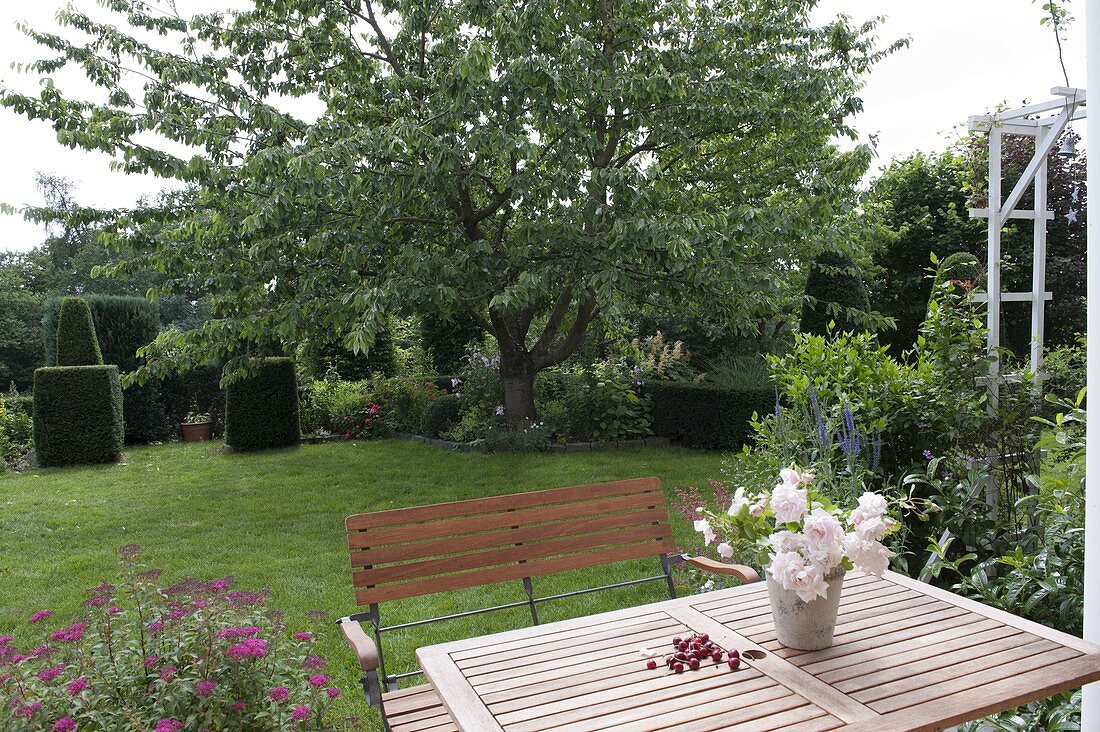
[384, 684, 457, 732]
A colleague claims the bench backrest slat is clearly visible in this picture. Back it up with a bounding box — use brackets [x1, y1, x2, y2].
[346, 477, 674, 606]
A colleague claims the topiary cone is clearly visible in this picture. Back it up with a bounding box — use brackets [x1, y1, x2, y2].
[56, 297, 104, 366]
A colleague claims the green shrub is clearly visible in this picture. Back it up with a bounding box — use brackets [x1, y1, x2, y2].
[931, 251, 981, 290]
[54, 297, 104, 366]
[299, 379, 369, 434]
[369, 378, 445, 433]
[2, 388, 35, 466]
[799, 250, 870, 335]
[44, 295, 169, 443]
[421, 312, 482, 374]
[646, 381, 774, 451]
[33, 365, 124, 466]
[224, 358, 300, 451]
[420, 393, 462, 438]
[586, 364, 651, 441]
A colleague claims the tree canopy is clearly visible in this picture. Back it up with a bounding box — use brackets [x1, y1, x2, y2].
[3, 0, 899, 424]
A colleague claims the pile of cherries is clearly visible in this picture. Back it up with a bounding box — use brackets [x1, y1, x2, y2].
[646, 633, 740, 674]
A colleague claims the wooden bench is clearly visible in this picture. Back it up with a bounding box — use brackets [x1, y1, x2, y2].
[337, 477, 759, 732]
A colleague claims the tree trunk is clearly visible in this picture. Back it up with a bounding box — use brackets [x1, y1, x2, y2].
[499, 349, 538, 428]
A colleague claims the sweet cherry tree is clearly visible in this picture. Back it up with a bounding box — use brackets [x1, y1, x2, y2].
[3, 0, 897, 425]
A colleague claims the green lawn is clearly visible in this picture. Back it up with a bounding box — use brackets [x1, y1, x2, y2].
[0, 439, 726, 729]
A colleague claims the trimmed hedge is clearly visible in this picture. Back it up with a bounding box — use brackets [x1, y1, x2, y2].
[33, 365, 124, 467]
[645, 381, 774, 451]
[55, 298, 104, 366]
[224, 358, 300, 451]
[421, 313, 481, 374]
[800, 250, 870, 335]
[44, 295, 169, 443]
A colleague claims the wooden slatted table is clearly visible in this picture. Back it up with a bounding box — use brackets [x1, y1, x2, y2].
[416, 570, 1100, 732]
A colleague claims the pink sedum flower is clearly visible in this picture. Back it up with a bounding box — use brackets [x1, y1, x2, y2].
[294, 632, 312, 641]
[67, 677, 87, 696]
[160, 665, 177, 682]
[269, 686, 290, 703]
[54, 718, 77, 732]
[195, 679, 217, 697]
[37, 664, 66, 682]
[155, 719, 183, 732]
[291, 705, 311, 721]
[227, 638, 268, 661]
[308, 673, 328, 687]
[29, 610, 52, 624]
[233, 700, 246, 712]
[326, 687, 341, 699]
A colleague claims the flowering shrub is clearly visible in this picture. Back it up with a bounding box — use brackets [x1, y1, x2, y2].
[338, 400, 385, 440]
[0, 546, 346, 731]
[693, 466, 899, 602]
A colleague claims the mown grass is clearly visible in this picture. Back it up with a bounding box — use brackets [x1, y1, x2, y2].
[0, 439, 728, 729]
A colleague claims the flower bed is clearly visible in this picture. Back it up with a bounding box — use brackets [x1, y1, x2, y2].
[0, 546, 348, 731]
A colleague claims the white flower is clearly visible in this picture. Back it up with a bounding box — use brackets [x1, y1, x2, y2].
[856, 492, 888, 518]
[701, 579, 715, 591]
[716, 542, 734, 559]
[843, 533, 894, 576]
[768, 551, 829, 603]
[770, 483, 808, 524]
[806, 543, 845, 571]
[748, 502, 765, 518]
[854, 516, 887, 542]
[727, 487, 749, 517]
[494, 405, 505, 416]
[694, 518, 716, 545]
[767, 530, 806, 555]
[778, 467, 803, 489]
[802, 508, 845, 550]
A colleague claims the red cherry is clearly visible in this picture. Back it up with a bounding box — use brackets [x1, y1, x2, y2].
[646, 659, 657, 670]
[688, 658, 700, 670]
[699, 634, 709, 644]
[728, 657, 740, 670]
[672, 637, 682, 645]
[678, 641, 688, 651]
[728, 649, 740, 658]
[672, 662, 684, 673]
[711, 651, 722, 662]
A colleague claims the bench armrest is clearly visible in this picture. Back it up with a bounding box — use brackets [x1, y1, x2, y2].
[337, 617, 380, 672]
[682, 556, 760, 584]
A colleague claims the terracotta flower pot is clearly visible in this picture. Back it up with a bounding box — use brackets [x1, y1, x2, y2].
[181, 421, 214, 442]
[766, 567, 846, 650]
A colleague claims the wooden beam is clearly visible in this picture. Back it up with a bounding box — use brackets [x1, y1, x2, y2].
[1000, 106, 1071, 220]
[969, 208, 1055, 221]
[991, 92, 1087, 120]
[972, 292, 1053, 303]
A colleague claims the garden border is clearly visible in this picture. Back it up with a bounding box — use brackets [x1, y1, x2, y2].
[305, 432, 671, 453]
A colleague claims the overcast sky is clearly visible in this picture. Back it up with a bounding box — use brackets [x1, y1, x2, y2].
[0, 0, 1088, 253]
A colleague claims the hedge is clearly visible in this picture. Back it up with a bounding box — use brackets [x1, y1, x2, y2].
[44, 295, 168, 443]
[644, 381, 775, 451]
[33, 365, 124, 467]
[421, 313, 481, 374]
[224, 358, 300, 451]
[800, 250, 870, 336]
[54, 298, 104, 367]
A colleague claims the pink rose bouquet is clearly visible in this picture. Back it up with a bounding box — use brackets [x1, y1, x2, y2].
[694, 465, 899, 602]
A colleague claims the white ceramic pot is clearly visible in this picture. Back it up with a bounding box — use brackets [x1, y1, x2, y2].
[766, 567, 846, 650]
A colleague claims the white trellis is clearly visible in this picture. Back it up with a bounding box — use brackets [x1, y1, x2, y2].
[967, 87, 1086, 399]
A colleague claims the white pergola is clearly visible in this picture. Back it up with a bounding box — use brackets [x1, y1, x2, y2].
[967, 87, 1085, 396]
[1085, 0, 1099, 726]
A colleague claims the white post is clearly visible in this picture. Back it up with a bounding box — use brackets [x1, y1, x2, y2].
[1031, 125, 1048, 376]
[987, 127, 1002, 407]
[1084, 1, 1100, 728]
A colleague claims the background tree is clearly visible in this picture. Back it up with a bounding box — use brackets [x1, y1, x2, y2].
[3, 0, 899, 426]
[863, 151, 984, 356]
